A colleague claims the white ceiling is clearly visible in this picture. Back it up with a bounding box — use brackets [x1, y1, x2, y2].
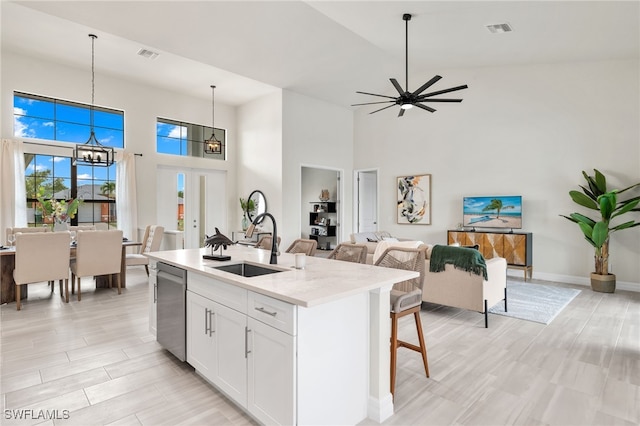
[2, 1, 638, 107]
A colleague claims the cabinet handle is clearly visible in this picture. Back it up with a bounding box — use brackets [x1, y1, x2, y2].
[153, 283, 157, 303]
[254, 306, 277, 317]
[204, 308, 210, 335]
[245, 326, 251, 358]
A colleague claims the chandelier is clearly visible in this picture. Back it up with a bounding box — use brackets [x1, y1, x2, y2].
[204, 85, 223, 155]
[74, 34, 115, 167]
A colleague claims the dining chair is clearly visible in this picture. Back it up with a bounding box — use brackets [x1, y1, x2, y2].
[327, 243, 368, 264]
[285, 239, 317, 256]
[254, 235, 281, 250]
[6, 226, 50, 245]
[374, 245, 429, 396]
[13, 231, 71, 310]
[70, 229, 123, 301]
[125, 225, 164, 276]
[68, 225, 97, 231]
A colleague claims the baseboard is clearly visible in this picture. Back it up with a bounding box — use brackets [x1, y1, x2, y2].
[507, 270, 640, 293]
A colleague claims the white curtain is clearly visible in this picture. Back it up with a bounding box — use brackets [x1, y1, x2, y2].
[116, 151, 138, 241]
[0, 139, 27, 239]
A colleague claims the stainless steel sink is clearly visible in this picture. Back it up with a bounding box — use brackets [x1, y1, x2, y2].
[212, 262, 284, 277]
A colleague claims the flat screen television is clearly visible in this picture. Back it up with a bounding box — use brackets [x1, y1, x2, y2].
[463, 195, 522, 229]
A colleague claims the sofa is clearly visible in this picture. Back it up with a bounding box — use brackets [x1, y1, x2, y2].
[348, 238, 507, 327]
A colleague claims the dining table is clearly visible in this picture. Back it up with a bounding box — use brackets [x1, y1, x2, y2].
[0, 240, 142, 305]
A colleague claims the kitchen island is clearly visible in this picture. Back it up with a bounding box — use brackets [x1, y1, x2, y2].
[146, 245, 418, 425]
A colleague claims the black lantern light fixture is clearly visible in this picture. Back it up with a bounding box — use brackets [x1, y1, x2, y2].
[74, 34, 115, 167]
[204, 85, 223, 155]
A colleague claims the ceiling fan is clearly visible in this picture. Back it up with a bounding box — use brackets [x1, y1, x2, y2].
[352, 13, 469, 117]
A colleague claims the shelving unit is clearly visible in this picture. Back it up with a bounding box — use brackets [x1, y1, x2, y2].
[309, 201, 337, 251]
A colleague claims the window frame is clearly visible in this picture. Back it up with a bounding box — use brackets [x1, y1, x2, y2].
[156, 116, 226, 160]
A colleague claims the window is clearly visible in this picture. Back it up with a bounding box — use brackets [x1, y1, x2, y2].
[157, 117, 226, 160]
[14, 91, 124, 148]
[25, 154, 117, 229]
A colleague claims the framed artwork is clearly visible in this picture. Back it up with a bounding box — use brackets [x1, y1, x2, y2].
[397, 174, 431, 225]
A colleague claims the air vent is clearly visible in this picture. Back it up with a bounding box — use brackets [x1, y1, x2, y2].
[486, 23, 513, 34]
[137, 48, 159, 60]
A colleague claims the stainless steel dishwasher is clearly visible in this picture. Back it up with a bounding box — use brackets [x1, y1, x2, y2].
[156, 262, 187, 361]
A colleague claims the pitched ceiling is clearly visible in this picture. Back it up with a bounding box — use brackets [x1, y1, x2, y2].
[2, 1, 638, 107]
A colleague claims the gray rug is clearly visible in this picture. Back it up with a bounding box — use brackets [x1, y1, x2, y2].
[489, 281, 581, 324]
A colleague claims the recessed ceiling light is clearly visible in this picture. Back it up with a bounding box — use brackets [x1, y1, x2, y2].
[486, 23, 513, 34]
[137, 48, 159, 60]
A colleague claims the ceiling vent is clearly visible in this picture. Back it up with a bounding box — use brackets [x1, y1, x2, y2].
[137, 48, 159, 60]
[486, 23, 513, 34]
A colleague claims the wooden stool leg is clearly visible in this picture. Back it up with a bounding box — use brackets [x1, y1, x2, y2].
[116, 273, 121, 295]
[390, 312, 399, 396]
[413, 311, 430, 378]
[145, 265, 149, 276]
[16, 285, 21, 311]
[77, 276, 81, 301]
[71, 273, 75, 294]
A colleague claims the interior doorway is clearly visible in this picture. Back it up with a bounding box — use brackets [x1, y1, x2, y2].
[157, 165, 227, 249]
[355, 169, 378, 233]
[301, 166, 342, 252]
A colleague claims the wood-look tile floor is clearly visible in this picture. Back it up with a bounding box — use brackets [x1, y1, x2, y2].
[1, 269, 639, 425]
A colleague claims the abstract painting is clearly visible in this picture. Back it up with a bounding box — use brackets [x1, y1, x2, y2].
[397, 174, 431, 225]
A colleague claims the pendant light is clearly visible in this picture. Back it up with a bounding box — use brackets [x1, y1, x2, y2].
[204, 85, 223, 155]
[74, 34, 115, 167]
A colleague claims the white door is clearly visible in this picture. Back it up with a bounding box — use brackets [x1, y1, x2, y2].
[157, 166, 227, 249]
[357, 171, 377, 233]
[186, 291, 217, 380]
[214, 301, 248, 406]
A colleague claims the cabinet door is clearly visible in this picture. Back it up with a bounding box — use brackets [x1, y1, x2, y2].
[187, 291, 217, 380]
[148, 262, 157, 336]
[214, 302, 248, 406]
[503, 234, 527, 266]
[448, 231, 468, 245]
[247, 317, 295, 426]
[481, 233, 504, 260]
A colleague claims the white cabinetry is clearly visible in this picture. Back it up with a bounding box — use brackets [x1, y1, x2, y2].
[185, 270, 370, 425]
[187, 272, 294, 425]
[148, 260, 157, 336]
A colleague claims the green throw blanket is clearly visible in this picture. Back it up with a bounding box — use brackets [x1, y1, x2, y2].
[429, 245, 488, 280]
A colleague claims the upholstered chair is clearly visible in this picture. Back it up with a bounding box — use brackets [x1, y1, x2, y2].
[327, 243, 368, 264]
[6, 226, 50, 244]
[125, 225, 164, 276]
[285, 239, 317, 256]
[254, 235, 281, 250]
[13, 231, 71, 310]
[374, 245, 429, 396]
[70, 230, 123, 301]
[67, 225, 97, 231]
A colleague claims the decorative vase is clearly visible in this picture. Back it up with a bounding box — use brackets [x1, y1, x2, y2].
[53, 218, 69, 232]
[241, 215, 249, 231]
[590, 273, 616, 293]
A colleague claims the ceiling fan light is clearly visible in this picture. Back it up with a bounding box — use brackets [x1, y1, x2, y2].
[400, 103, 413, 110]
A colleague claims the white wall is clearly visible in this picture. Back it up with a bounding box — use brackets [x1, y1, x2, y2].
[354, 59, 640, 287]
[2, 51, 238, 233]
[236, 91, 283, 233]
[281, 90, 354, 248]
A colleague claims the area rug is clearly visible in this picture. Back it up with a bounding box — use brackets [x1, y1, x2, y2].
[489, 281, 581, 325]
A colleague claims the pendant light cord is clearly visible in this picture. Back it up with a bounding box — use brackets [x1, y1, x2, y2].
[89, 34, 97, 133]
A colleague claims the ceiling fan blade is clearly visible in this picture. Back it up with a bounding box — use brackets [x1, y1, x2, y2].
[418, 98, 463, 103]
[356, 91, 398, 100]
[411, 75, 442, 97]
[369, 104, 397, 114]
[398, 108, 405, 117]
[351, 100, 396, 106]
[418, 84, 469, 99]
[413, 103, 436, 113]
[390, 78, 404, 95]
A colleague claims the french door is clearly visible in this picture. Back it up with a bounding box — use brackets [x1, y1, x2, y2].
[157, 166, 227, 249]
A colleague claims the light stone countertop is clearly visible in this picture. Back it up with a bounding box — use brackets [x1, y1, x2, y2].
[146, 245, 418, 307]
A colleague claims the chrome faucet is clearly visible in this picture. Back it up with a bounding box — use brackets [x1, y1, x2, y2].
[246, 212, 278, 265]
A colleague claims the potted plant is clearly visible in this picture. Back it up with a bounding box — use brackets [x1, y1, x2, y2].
[561, 169, 640, 292]
[239, 197, 256, 231]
